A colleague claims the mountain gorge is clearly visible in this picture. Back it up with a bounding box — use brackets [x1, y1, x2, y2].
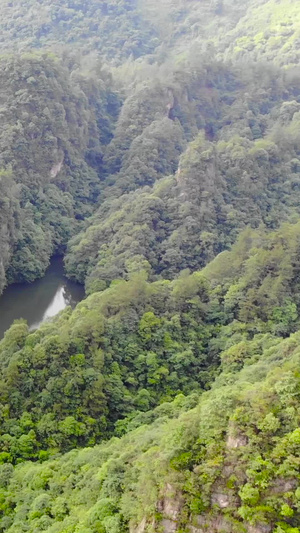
[0, 1, 300, 532]
[0, 53, 119, 291]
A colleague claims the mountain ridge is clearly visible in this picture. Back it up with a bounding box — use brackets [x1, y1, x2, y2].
[0, 1, 300, 532]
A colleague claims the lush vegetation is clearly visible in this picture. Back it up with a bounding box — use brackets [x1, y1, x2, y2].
[65, 61, 300, 293]
[0, 0, 158, 63]
[0, 1, 300, 532]
[0, 53, 119, 292]
[2, 329, 300, 533]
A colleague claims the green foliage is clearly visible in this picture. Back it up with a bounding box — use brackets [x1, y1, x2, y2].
[0, 0, 158, 63]
[0, 53, 118, 292]
[0, 1, 300, 533]
[1, 327, 300, 531]
[65, 58, 300, 291]
[0, 271, 219, 458]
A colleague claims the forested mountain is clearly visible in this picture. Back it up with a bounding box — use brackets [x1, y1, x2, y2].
[0, 53, 119, 292]
[0, 1, 300, 532]
[0, 0, 157, 62]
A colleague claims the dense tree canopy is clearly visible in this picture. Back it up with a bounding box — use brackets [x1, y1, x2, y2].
[0, 53, 119, 292]
[0, 1, 300, 532]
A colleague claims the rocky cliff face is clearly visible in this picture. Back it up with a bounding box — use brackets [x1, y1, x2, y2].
[129, 425, 278, 533]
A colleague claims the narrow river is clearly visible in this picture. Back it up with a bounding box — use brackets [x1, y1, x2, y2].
[0, 257, 85, 339]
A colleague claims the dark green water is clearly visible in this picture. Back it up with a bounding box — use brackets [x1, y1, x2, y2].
[0, 257, 85, 339]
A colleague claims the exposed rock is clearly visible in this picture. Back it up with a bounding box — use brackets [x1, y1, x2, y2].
[226, 433, 248, 448]
[156, 483, 185, 532]
[166, 88, 175, 118]
[248, 524, 272, 533]
[130, 517, 156, 533]
[158, 483, 183, 520]
[191, 514, 233, 532]
[134, 518, 146, 533]
[226, 424, 248, 449]
[129, 484, 184, 533]
[221, 464, 236, 478]
[211, 492, 230, 508]
[161, 518, 178, 532]
[269, 478, 297, 494]
[50, 157, 64, 178]
[164, 484, 183, 520]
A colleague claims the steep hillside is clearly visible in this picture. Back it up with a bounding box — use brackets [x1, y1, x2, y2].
[0, 1, 299, 533]
[223, 0, 300, 66]
[65, 60, 300, 292]
[2, 221, 300, 463]
[2, 221, 300, 531]
[1, 319, 300, 533]
[0, 53, 118, 293]
[2, 0, 299, 68]
[0, 0, 157, 63]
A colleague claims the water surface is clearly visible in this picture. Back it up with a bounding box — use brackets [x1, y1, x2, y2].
[0, 257, 84, 338]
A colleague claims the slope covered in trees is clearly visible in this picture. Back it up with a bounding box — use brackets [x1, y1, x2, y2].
[0, 0, 158, 62]
[0, 1, 300, 533]
[65, 59, 300, 292]
[0, 53, 119, 293]
[2, 230, 300, 531]
[2, 223, 300, 532]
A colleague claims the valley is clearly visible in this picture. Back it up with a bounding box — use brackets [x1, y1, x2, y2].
[0, 1, 299, 533]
